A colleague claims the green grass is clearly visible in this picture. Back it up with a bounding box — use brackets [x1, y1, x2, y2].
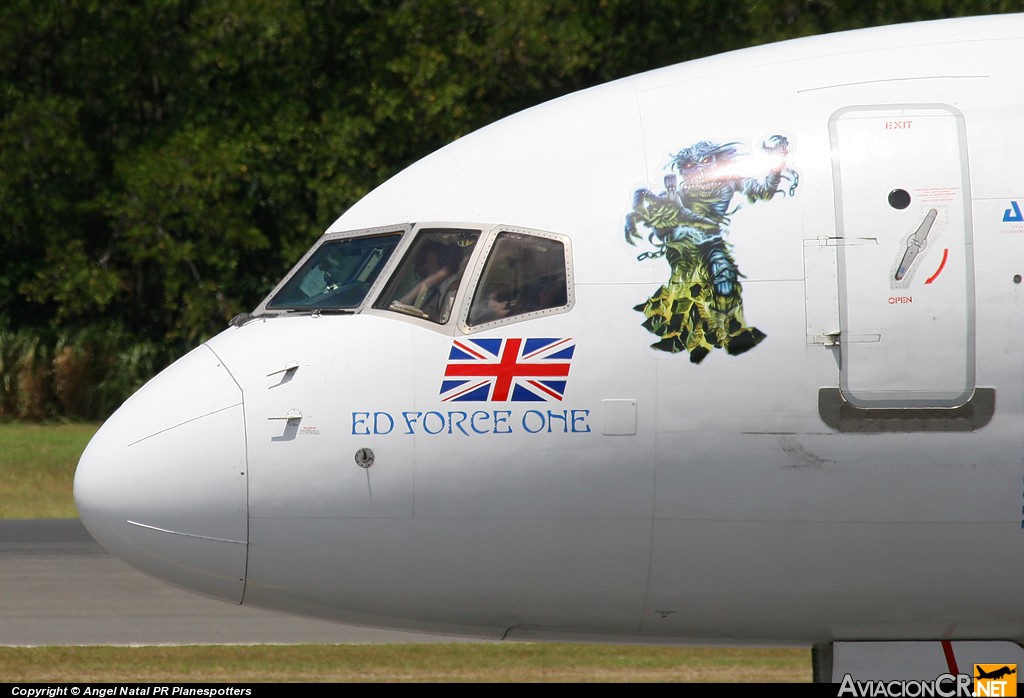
[0, 421, 98, 518]
[0, 644, 810, 682]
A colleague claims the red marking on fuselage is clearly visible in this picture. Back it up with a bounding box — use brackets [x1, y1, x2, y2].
[941, 639, 959, 676]
[925, 248, 949, 285]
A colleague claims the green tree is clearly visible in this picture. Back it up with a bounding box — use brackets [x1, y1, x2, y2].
[2, 0, 1023, 418]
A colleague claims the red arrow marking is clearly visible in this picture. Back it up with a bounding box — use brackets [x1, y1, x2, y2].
[925, 248, 949, 285]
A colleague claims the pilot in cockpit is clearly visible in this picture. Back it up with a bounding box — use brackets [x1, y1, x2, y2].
[471, 283, 513, 324]
[395, 240, 463, 321]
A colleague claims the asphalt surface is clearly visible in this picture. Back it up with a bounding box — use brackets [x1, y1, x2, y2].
[0, 519, 470, 646]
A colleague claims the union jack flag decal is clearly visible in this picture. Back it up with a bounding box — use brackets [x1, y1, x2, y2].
[440, 338, 575, 402]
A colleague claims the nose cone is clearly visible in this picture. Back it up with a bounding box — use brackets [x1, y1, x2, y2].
[75, 345, 248, 603]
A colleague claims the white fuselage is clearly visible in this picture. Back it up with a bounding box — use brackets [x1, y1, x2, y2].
[75, 15, 1024, 648]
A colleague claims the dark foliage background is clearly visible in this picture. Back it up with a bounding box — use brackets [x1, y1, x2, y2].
[1, 0, 1019, 419]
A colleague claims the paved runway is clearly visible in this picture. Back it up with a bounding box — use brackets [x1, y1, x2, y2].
[0, 519, 472, 646]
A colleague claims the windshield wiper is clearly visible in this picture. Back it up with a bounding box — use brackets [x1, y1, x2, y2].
[311, 308, 355, 315]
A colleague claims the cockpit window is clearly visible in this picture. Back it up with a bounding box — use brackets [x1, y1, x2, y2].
[266, 233, 402, 310]
[467, 231, 569, 326]
[376, 228, 480, 323]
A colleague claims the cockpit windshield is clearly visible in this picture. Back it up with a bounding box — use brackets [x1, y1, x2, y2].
[376, 228, 480, 324]
[266, 233, 402, 311]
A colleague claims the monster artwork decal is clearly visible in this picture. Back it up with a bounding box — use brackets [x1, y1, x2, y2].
[625, 136, 798, 363]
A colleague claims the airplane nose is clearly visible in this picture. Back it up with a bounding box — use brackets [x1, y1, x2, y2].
[74, 344, 248, 603]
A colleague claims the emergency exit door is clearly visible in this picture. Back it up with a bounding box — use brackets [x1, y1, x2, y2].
[830, 105, 975, 408]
